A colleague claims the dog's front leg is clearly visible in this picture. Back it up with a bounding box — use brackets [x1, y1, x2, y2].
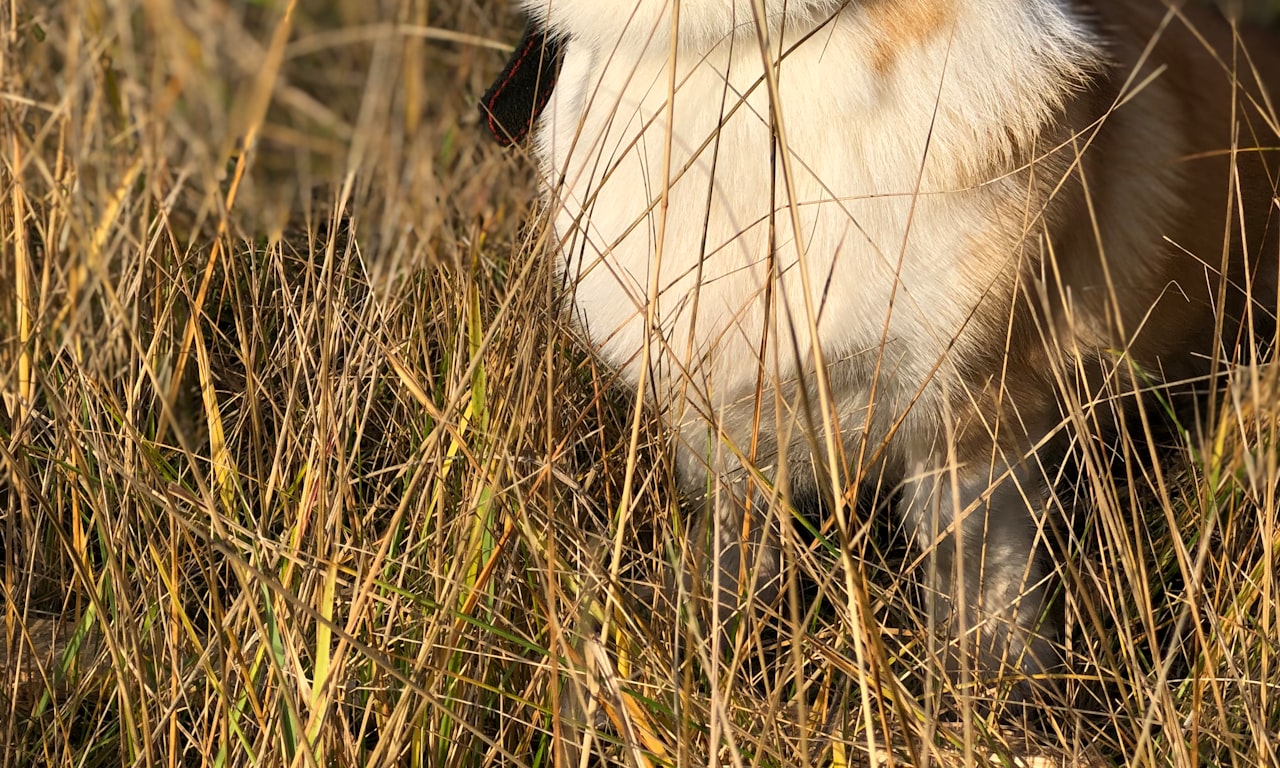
[900, 452, 1064, 702]
[674, 427, 788, 647]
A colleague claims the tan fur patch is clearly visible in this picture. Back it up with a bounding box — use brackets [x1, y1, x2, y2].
[865, 0, 958, 76]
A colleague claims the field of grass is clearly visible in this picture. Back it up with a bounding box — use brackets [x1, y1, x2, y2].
[3, 0, 1280, 766]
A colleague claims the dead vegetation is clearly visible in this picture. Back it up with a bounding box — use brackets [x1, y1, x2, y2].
[2, 0, 1279, 766]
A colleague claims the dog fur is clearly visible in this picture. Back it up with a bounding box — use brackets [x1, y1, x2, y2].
[522, 0, 1280, 691]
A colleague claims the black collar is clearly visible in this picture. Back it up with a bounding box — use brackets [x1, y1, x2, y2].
[480, 22, 565, 147]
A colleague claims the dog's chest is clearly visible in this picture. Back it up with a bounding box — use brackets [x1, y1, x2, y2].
[532, 11, 1075, 409]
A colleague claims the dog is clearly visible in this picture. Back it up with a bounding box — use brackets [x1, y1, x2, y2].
[483, 0, 1280, 707]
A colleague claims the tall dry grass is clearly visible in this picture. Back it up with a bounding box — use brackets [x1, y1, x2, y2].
[1, 0, 1279, 766]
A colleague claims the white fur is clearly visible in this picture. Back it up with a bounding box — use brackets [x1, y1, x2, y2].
[527, 0, 1100, 475]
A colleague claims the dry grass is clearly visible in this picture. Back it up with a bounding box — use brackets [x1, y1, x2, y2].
[2, 0, 1280, 766]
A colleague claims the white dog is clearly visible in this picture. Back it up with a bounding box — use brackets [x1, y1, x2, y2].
[484, 0, 1280, 694]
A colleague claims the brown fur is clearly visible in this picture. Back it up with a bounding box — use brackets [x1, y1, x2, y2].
[945, 3, 1280, 460]
[941, 4, 1280, 687]
[866, 0, 959, 76]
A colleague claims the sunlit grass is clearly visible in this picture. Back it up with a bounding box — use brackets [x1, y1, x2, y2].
[2, 0, 1279, 766]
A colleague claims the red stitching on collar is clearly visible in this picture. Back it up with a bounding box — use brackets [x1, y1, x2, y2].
[486, 33, 544, 144]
